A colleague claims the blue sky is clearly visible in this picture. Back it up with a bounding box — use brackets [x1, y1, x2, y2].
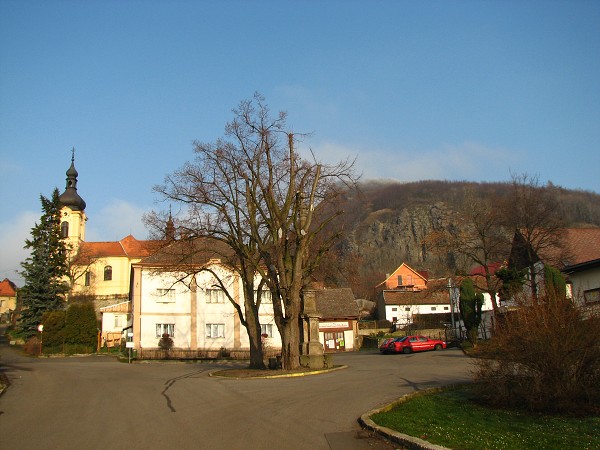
[1, 1, 599, 285]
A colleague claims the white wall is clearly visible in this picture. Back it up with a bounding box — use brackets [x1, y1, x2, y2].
[386, 303, 452, 326]
[101, 312, 128, 333]
[569, 266, 600, 307]
[137, 264, 282, 350]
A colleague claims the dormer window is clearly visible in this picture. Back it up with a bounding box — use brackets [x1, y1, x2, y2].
[104, 266, 113, 281]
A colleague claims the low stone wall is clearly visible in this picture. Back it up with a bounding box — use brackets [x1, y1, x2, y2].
[136, 347, 282, 361]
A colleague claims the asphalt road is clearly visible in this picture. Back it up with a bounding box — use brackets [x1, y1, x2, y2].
[0, 331, 472, 450]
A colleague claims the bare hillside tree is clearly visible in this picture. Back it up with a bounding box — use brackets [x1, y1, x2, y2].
[426, 189, 510, 312]
[501, 173, 566, 301]
[152, 94, 356, 369]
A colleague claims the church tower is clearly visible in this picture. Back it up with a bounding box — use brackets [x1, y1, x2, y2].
[58, 148, 87, 251]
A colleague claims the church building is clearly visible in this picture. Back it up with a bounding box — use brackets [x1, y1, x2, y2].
[58, 151, 161, 342]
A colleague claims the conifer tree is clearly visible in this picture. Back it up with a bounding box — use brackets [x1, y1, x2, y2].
[459, 278, 484, 348]
[18, 189, 69, 337]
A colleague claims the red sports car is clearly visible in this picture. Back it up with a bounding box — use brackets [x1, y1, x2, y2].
[383, 335, 446, 354]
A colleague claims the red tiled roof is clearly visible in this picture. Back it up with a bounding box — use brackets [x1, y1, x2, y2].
[382, 289, 449, 306]
[78, 235, 163, 259]
[0, 278, 17, 296]
[119, 235, 162, 258]
[469, 262, 503, 277]
[559, 228, 600, 267]
[136, 237, 235, 267]
[79, 241, 126, 258]
[314, 288, 359, 319]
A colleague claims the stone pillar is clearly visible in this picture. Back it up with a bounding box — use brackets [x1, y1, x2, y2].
[299, 289, 324, 369]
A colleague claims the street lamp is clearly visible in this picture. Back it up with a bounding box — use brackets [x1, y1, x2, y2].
[37, 324, 44, 355]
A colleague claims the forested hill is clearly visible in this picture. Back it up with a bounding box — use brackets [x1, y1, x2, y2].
[329, 180, 600, 299]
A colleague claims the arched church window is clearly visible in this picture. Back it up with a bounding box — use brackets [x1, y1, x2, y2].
[104, 266, 113, 281]
[61, 221, 69, 238]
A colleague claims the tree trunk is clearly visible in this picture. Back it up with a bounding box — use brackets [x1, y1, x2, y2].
[467, 327, 478, 349]
[279, 316, 300, 370]
[243, 292, 266, 369]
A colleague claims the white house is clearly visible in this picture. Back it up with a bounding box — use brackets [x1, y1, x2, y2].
[99, 301, 131, 347]
[563, 258, 600, 311]
[130, 239, 282, 357]
[377, 278, 453, 327]
[378, 276, 496, 339]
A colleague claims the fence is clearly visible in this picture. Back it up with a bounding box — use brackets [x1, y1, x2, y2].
[102, 332, 123, 348]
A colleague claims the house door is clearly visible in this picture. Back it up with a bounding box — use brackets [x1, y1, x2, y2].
[324, 332, 346, 351]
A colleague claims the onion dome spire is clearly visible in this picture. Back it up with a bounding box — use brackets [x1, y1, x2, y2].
[58, 147, 86, 211]
[165, 206, 175, 240]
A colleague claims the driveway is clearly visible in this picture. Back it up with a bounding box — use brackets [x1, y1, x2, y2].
[0, 333, 472, 450]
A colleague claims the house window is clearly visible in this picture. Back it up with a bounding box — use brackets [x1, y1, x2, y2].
[156, 323, 175, 338]
[84, 271, 91, 286]
[255, 289, 272, 303]
[391, 307, 398, 312]
[583, 288, 600, 305]
[104, 266, 112, 281]
[397, 275, 403, 286]
[206, 323, 225, 338]
[261, 324, 273, 338]
[405, 307, 411, 311]
[443, 306, 449, 311]
[431, 307, 437, 311]
[114, 315, 123, 328]
[61, 221, 69, 238]
[206, 289, 226, 303]
[155, 288, 176, 303]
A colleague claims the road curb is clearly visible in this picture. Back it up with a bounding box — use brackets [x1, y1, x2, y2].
[0, 371, 8, 397]
[209, 364, 348, 379]
[358, 385, 468, 450]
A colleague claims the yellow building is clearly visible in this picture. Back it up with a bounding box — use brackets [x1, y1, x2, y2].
[0, 278, 17, 323]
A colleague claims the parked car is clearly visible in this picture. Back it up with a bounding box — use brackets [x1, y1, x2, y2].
[379, 337, 401, 354]
[384, 335, 447, 354]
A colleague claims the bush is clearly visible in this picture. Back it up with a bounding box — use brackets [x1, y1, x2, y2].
[64, 303, 98, 349]
[158, 333, 174, 350]
[23, 336, 41, 356]
[40, 310, 66, 348]
[473, 293, 600, 415]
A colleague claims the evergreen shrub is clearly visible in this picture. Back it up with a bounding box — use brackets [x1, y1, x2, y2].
[64, 303, 98, 350]
[40, 310, 66, 350]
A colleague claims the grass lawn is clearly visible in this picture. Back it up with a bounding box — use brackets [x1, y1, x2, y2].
[370, 384, 600, 450]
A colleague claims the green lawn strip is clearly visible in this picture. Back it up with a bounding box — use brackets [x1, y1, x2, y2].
[370, 385, 599, 450]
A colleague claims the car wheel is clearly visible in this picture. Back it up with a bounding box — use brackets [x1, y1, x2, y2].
[402, 347, 411, 354]
[434, 344, 442, 351]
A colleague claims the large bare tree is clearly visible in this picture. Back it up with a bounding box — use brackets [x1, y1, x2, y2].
[153, 94, 356, 369]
